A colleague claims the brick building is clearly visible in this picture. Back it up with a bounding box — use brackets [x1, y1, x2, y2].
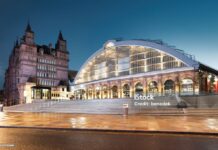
[4, 23, 69, 105]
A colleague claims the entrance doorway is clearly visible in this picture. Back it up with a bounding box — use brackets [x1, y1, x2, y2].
[135, 82, 143, 96]
[148, 81, 158, 96]
[32, 87, 51, 100]
[112, 85, 118, 98]
[181, 79, 194, 95]
[164, 80, 175, 95]
[123, 84, 130, 98]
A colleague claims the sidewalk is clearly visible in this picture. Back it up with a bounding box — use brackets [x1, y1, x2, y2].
[0, 112, 218, 134]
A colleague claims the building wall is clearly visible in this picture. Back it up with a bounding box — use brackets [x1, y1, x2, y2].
[51, 86, 72, 100]
[73, 70, 202, 100]
[17, 82, 36, 104]
[4, 25, 69, 106]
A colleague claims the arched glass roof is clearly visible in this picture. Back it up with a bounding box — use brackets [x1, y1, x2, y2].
[74, 40, 199, 84]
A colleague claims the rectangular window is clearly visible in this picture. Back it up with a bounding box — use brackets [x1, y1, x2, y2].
[118, 57, 129, 72]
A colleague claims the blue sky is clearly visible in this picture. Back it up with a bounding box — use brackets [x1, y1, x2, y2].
[0, 0, 218, 88]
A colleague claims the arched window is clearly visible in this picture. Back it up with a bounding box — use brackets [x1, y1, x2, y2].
[123, 84, 130, 98]
[148, 81, 158, 95]
[181, 79, 194, 95]
[88, 88, 93, 99]
[95, 87, 101, 99]
[135, 82, 143, 96]
[102, 85, 108, 99]
[112, 85, 118, 98]
[164, 80, 175, 95]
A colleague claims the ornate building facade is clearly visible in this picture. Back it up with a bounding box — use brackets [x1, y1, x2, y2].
[4, 23, 69, 105]
[72, 40, 218, 100]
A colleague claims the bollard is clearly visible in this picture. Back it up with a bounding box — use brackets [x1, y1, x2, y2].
[123, 104, 128, 116]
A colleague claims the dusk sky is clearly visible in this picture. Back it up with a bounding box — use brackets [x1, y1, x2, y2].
[1, 0, 218, 88]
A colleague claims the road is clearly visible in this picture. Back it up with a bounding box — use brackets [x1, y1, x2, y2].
[0, 128, 218, 150]
[1, 112, 218, 133]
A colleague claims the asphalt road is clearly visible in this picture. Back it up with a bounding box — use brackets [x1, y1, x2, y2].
[0, 128, 218, 150]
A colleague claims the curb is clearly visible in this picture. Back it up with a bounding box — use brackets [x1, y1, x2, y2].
[3, 111, 218, 116]
[1, 125, 218, 137]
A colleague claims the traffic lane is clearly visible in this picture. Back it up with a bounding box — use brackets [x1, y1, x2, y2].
[0, 128, 218, 150]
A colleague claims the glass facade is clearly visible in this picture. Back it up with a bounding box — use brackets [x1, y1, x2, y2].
[71, 40, 218, 100]
[75, 46, 187, 84]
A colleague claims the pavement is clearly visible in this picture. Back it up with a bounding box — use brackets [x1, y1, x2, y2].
[1, 128, 218, 150]
[1, 112, 218, 134]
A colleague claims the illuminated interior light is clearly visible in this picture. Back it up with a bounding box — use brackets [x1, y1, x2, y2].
[106, 42, 115, 48]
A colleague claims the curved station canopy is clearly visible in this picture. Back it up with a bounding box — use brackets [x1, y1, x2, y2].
[74, 40, 199, 85]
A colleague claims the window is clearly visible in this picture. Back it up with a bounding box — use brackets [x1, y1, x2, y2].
[112, 85, 118, 98]
[164, 80, 175, 95]
[135, 82, 143, 96]
[148, 81, 158, 96]
[181, 79, 194, 95]
[118, 57, 129, 71]
[123, 84, 130, 98]
[17, 78, 20, 83]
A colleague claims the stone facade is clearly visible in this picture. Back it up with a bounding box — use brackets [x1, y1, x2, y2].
[73, 68, 218, 100]
[3, 23, 69, 106]
[73, 70, 199, 99]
